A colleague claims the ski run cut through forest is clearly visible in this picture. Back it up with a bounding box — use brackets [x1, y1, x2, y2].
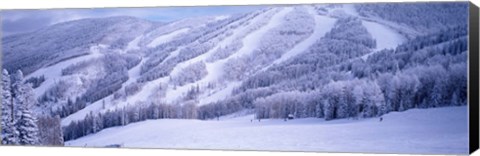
[1, 3, 470, 154]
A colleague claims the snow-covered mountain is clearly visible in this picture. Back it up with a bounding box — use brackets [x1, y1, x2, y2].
[1, 3, 469, 152]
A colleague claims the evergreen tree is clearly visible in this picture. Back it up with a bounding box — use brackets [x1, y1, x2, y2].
[12, 70, 40, 145]
[1, 69, 19, 145]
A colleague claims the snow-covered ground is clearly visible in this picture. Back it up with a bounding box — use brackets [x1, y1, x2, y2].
[360, 20, 406, 60]
[26, 44, 105, 97]
[363, 21, 406, 51]
[147, 28, 190, 48]
[66, 106, 468, 154]
[125, 35, 143, 51]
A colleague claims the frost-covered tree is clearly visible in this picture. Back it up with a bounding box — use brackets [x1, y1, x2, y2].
[37, 115, 63, 145]
[24, 75, 45, 89]
[355, 3, 468, 37]
[171, 61, 208, 86]
[353, 80, 385, 118]
[1, 69, 19, 145]
[12, 70, 39, 145]
[322, 81, 343, 120]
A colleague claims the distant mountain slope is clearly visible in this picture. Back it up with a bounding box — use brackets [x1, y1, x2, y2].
[355, 2, 468, 38]
[2, 16, 159, 75]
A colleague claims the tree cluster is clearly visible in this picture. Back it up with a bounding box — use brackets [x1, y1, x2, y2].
[355, 3, 468, 35]
[24, 75, 45, 89]
[2, 70, 52, 145]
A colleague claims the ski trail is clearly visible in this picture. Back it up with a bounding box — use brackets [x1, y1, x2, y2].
[265, 6, 336, 70]
[361, 21, 406, 60]
[324, 4, 406, 61]
[164, 7, 294, 104]
[163, 8, 286, 104]
[27, 45, 104, 97]
[125, 35, 143, 51]
[62, 9, 279, 125]
[226, 7, 293, 60]
[197, 7, 294, 105]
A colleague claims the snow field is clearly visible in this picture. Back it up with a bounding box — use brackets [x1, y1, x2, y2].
[363, 20, 406, 51]
[361, 21, 406, 60]
[66, 106, 468, 155]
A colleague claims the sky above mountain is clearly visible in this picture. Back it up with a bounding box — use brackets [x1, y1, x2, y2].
[1, 5, 266, 36]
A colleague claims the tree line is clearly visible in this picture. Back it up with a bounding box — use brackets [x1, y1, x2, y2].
[2, 69, 63, 146]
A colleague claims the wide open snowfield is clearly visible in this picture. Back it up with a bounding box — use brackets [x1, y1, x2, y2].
[66, 106, 468, 154]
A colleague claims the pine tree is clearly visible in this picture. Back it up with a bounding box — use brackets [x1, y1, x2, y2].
[11, 70, 24, 125]
[12, 70, 39, 145]
[1, 69, 19, 145]
[54, 115, 64, 145]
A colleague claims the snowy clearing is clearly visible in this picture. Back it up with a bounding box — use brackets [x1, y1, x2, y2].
[360, 20, 406, 60]
[363, 21, 406, 51]
[66, 106, 468, 154]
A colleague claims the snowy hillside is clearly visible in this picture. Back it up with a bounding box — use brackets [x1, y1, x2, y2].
[1, 2, 469, 153]
[66, 106, 468, 154]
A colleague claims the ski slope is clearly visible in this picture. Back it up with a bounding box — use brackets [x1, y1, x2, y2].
[269, 6, 336, 67]
[66, 106, 468, 155]
[62, 9, 273, 124]
[323, 4, 406, 60]
[360, 20, 406, 60]
[363, 21, 406, 51]
[26, 45, 105, 97]
[147, 28, 190, 48]
[164, 7, 292, 104]
[125, 35, 143, 51]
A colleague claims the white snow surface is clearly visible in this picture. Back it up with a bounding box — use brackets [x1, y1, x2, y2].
[360, 21, 406, 60]
[66, 106, 468, 154]
[125, 35, 143, 51]
[363, 21, 406, 51]
[147, 28, 190, 48]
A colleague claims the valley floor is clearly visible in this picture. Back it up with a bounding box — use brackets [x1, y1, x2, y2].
[66, 106, 468, 154]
